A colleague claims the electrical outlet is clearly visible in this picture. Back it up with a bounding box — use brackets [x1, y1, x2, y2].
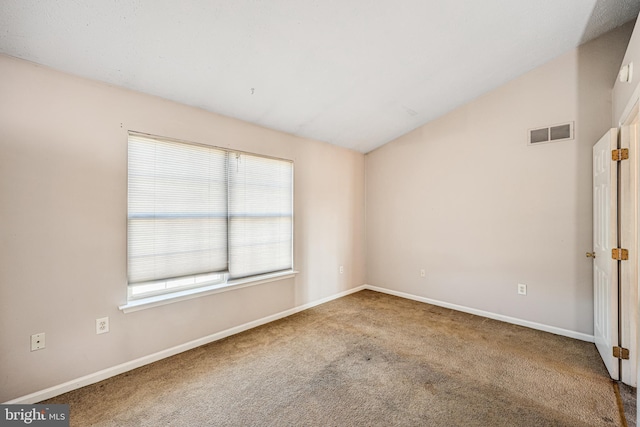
[518, 284, 527, 295]
[339, 265, 344, 274]
[96, 317, 109, 334]
[31, 333, 45, 351]
[420, 269, 426, 278]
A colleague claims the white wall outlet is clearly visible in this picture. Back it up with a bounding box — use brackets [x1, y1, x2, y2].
[518, 283, 527, 295]
[420, 269, 426, 278]
[339, 265, 344, 274]
[96, 317, 109, 334]
[31, 333, 45, 351]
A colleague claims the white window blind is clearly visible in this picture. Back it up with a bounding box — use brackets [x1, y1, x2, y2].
[229, 153, 293, 279]
[127, 133, 293, 297]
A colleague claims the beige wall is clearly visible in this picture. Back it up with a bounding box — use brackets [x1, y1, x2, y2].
[0, 54, 366, 402]
[365, 25, 632, 336]
[613, 19, 640, 124]
[2, 19, 637, 404]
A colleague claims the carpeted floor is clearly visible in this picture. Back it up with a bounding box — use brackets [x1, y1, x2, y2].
[620, 383, 636, 427]
[43, 290, 627, 426]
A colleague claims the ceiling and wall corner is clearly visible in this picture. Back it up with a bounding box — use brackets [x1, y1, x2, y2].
[364, 22, 634, 336]
[0, 1, 638, 153]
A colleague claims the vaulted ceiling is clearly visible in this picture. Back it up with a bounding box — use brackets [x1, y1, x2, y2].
[1, 1, 638, 153]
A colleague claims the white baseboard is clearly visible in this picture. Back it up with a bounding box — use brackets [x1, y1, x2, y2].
[363, 285, 594, 343]
[6, 283, 592, 403]
[5, 285, 367, 404]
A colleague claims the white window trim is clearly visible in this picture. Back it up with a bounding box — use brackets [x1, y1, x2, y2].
[119, 270, 298, 314]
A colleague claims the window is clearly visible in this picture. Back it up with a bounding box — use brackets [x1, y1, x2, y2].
[127, 132, 293, 300]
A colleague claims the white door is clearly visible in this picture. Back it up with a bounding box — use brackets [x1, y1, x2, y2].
[593, 128, 618, 379]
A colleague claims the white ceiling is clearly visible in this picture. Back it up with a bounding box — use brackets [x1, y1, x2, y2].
[1, 1, 639, 153]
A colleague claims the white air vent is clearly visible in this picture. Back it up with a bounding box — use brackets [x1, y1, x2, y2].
[528, 122, 574, 145]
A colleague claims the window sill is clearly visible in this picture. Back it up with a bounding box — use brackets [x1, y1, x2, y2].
[119, 270, 298, 314]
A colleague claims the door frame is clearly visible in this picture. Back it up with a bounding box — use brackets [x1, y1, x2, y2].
[620, 100, 639, 386]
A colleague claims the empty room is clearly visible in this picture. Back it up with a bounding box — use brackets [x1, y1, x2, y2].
[2, 1, 640, 426]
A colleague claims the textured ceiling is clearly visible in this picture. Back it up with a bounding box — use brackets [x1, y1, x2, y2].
[1, 1, 639, 153]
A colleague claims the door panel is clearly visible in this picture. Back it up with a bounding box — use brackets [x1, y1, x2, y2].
[593, 128, 618, 380]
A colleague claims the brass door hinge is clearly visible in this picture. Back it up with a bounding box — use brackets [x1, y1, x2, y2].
[613, 346, 630, 360]
[586, 252, 596, 258]
[612, 248, 629, 260]
[612, 148, 629, 161]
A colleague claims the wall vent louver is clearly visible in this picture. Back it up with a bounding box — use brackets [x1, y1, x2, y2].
[528, 122, 574, 145]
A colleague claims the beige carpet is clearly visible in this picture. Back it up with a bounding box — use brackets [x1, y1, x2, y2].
[43, 290, 625, 426]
